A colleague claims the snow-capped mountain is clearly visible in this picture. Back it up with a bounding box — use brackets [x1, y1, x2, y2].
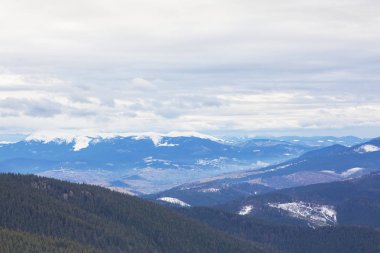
[0, 132, 316, 194]
[267, 202, 337, 227]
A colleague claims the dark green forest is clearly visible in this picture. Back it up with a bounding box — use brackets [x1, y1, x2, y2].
[0, 228, 100, 253]
[0, 174, 265, 253]
[1, 173, 379, 253]
[179, 207, 380, 253]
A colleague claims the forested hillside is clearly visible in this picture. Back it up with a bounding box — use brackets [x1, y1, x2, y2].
[178, 207, 380, 253]
[0, 229, 100, 253]
[221, 172, 380, 228]
[0, 174, 266, 253]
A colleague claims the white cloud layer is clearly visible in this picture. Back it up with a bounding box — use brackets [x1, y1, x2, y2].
[0, 0, 379, 138]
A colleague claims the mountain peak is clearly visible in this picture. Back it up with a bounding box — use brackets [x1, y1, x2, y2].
[24, 131, 224, 151]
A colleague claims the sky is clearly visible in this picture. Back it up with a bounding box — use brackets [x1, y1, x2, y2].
[0, 0, 380, 140]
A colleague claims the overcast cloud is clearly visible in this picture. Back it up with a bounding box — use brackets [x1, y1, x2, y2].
[0, 0, 380, 138]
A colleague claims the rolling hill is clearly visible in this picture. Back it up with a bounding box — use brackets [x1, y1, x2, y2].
[155, 172, 380, 252]
[177, 207, 380, 253]
[0, 173, 267, 253]
[149, 138, 380, 206]
[220, 172, 380, 228]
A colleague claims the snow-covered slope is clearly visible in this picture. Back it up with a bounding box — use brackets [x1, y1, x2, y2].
[157, 197, 191, 207]
[25, 131, 224, 151]
[355, 144, 380, 154]
[238, 205, 254, 216]
[268, 202, 336, 227]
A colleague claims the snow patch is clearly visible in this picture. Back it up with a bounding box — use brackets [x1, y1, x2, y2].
[355, 144, 380, 153]
[73, 136, 91, 151]
[26, 132, 77, 143]
[238, 205, 253, 215]
[320, 170, 336, 174]
[26, 132, 92, 151]
[341, 167, 363, 177]
[157, 142, 179, 147]
[198, 188, 220, 193]
[196, 157, 227, 167]
[133, 131, 222, 146]
[132, 133, 163, 146]
[131, 131, 223, 145]
[321, 168, 364, 177]
[268, 201, 337, 226]
[157, 197, 191, 207]
[271, 160, 306, 172]
[143, 157, 172, 165]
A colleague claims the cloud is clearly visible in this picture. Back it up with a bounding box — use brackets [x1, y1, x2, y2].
[130, 78, 157, 91]
[0, 0, 379, 137]
[0, 98, 62, 117]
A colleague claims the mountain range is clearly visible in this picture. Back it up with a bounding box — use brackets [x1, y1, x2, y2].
[148, 137, 380, 206]
[0, 132, 343, 194]
[1, 134, 380, 252]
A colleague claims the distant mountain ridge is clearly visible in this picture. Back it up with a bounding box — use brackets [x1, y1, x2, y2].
[148, 137, 380, 206]
[24, 131, 225, 151]
[0, 132, 319, 193]
[223, 135, 366, 147]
